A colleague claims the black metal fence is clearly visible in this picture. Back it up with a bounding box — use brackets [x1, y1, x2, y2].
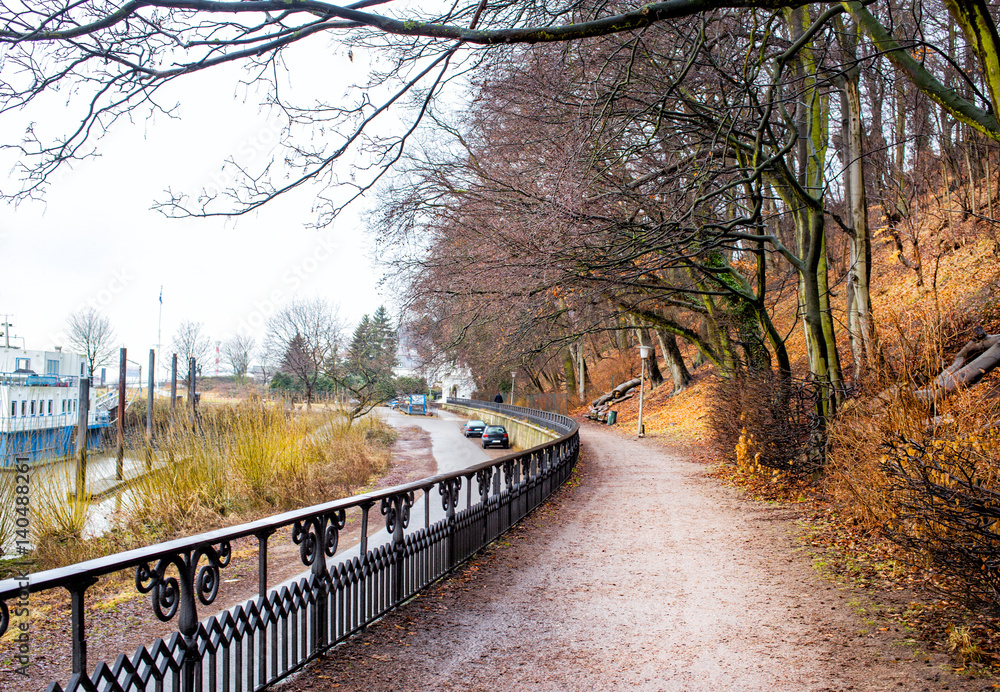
[0, 402, 578, 692]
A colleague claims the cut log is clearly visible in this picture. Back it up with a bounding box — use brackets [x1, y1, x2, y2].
[588, 392, 637, 419]
[916, 334, 1000, 401]
[590, 378, 642, 408]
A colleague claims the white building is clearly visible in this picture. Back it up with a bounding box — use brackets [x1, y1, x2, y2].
[0, 342, 110, 465]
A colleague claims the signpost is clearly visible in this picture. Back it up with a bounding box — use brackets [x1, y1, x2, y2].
[408, 394, 426, 415]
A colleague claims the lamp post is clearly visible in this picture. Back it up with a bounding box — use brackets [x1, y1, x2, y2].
[637, 345, 652, 438]
[510, 370, 516, 406]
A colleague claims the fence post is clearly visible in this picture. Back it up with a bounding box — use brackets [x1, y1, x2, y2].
[381, 493, 413, 605]
[146, 349, 155, 468]
[69, 577, 98, 676]
[440, 478, 460, 570]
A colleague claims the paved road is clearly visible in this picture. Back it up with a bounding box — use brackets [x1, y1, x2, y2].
[381, 407, 491, 475]
[271, 407, 494, 583]
[278, 422, 973, 692]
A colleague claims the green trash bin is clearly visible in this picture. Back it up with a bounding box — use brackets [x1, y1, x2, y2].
[606, 410, 618, 425]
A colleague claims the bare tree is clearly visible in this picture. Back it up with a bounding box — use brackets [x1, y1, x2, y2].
[65, 307, 118, 377]
[171, 321, 212, 376]
[266, 298, 341, 409]
[255, 338, 284, 389]
[222, 333, 256, 384]
[3, 0, 1000, 224]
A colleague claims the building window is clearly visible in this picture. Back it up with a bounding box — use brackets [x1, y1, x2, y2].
[30, 401, 35, 416]
[15, 357, 29, 371]
[48, 400, 52, 415]
[10, 402, 15, 418]
[46, 359, 59, 376]
[20, 401, 25, 416]
[61, 400, 66, 414]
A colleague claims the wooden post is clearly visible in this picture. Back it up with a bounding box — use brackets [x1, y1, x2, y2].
[170, 353, 178, 430]
[117, 347, 126, 480]
[75, 377, 90, 502]
[146, 349, 155, 469]
[168, 353, 178, 463]
[188, 357, 197, 433]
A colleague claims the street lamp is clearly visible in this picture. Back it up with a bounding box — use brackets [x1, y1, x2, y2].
[637, 345, 653, 438]
[510, 370, 516, 406]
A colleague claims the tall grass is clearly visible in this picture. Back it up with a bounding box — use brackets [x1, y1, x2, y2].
[24, 463, 93, 568]
[0, 477, 16, 556]
[122, 400, 393, 534]
[25, 399, 395, 569]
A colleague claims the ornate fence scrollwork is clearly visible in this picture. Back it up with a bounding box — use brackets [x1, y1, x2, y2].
[380, 491, 415, 535]
[135, 542, 233, 627]
[293, 509, 347, 576]
[503, 459, 515, 492]
[439, 477, 462, 514]
[133, 541, 232, 689]
[475, 467, 493, 501]
[0, 401, 578, 692]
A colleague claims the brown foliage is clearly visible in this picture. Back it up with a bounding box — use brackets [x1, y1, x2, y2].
[707, 371, 819, 474]
[879, 434, 1000, 614]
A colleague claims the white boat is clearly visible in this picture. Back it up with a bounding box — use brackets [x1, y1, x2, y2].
[0, 342, 112, 465]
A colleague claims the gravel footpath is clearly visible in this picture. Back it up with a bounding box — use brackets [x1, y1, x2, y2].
[278, 422, 992, 692]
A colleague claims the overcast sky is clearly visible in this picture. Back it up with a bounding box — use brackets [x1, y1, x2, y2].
[0, 46, 393, 376]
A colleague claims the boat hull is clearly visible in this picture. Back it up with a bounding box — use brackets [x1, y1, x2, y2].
[0, 424, 106, 466]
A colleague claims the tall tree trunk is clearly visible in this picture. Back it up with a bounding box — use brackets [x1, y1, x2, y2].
[563, 349, 577, 398]
[570, 342, 589, 402]
[656, 330, 691, 393]
[843, 61, 876, 379]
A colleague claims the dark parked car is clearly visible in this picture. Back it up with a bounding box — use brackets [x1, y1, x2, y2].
[463, 419, 487, 437]
[481, 425, 510, 449]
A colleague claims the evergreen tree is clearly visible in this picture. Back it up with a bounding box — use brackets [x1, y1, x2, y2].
[332, 306, 399, 423]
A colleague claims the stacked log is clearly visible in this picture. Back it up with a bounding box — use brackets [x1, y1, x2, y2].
[588, 377, 641, 421]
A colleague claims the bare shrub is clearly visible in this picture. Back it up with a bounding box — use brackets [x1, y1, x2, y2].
[708, 371, 818, 474]
[826, 308, 1000, 529]
[826, 306, 1000, 609]
[879, 434, 1000, 613]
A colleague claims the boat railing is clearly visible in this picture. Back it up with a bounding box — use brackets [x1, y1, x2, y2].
[0, 372, 80, 388]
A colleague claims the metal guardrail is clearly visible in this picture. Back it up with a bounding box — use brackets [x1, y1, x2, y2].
[0, 403, 579, 692]
[445, 398, 576, 434]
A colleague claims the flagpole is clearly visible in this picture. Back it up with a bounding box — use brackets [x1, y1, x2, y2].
[157, 286, 163, 384]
